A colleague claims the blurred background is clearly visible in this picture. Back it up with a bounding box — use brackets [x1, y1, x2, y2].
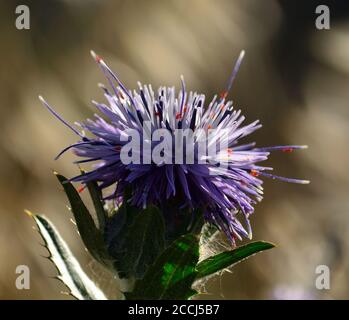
[0, 0, 348, 299]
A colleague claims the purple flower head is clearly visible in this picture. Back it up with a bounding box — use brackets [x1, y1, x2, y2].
[40, 50, 309, 245]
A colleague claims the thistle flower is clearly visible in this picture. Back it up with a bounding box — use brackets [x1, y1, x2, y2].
[39, 50, 309, 245]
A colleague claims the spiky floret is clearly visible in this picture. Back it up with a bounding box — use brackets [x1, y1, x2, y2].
[40, 50, 309, 245]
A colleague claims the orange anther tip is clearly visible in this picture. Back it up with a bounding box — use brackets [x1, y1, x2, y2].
[250, 169, 259, 177]
[220, 91, 228, 99]
[77, 185, 85, 193]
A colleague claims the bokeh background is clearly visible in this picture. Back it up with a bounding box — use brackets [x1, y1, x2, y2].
[1, 0, 348, 299]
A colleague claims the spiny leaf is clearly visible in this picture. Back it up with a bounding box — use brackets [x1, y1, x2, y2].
[27, 211, 109, 300]
[55, 172, 111, 268]
[86, 180, 107, 231]
[106, 205, 165, 279]
[80, 168, 107, 231]
[128, 234, 199, 300]
[195, 241, 275, 280]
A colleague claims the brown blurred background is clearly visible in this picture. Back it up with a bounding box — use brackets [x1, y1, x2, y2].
[1, 0, 348, 299]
